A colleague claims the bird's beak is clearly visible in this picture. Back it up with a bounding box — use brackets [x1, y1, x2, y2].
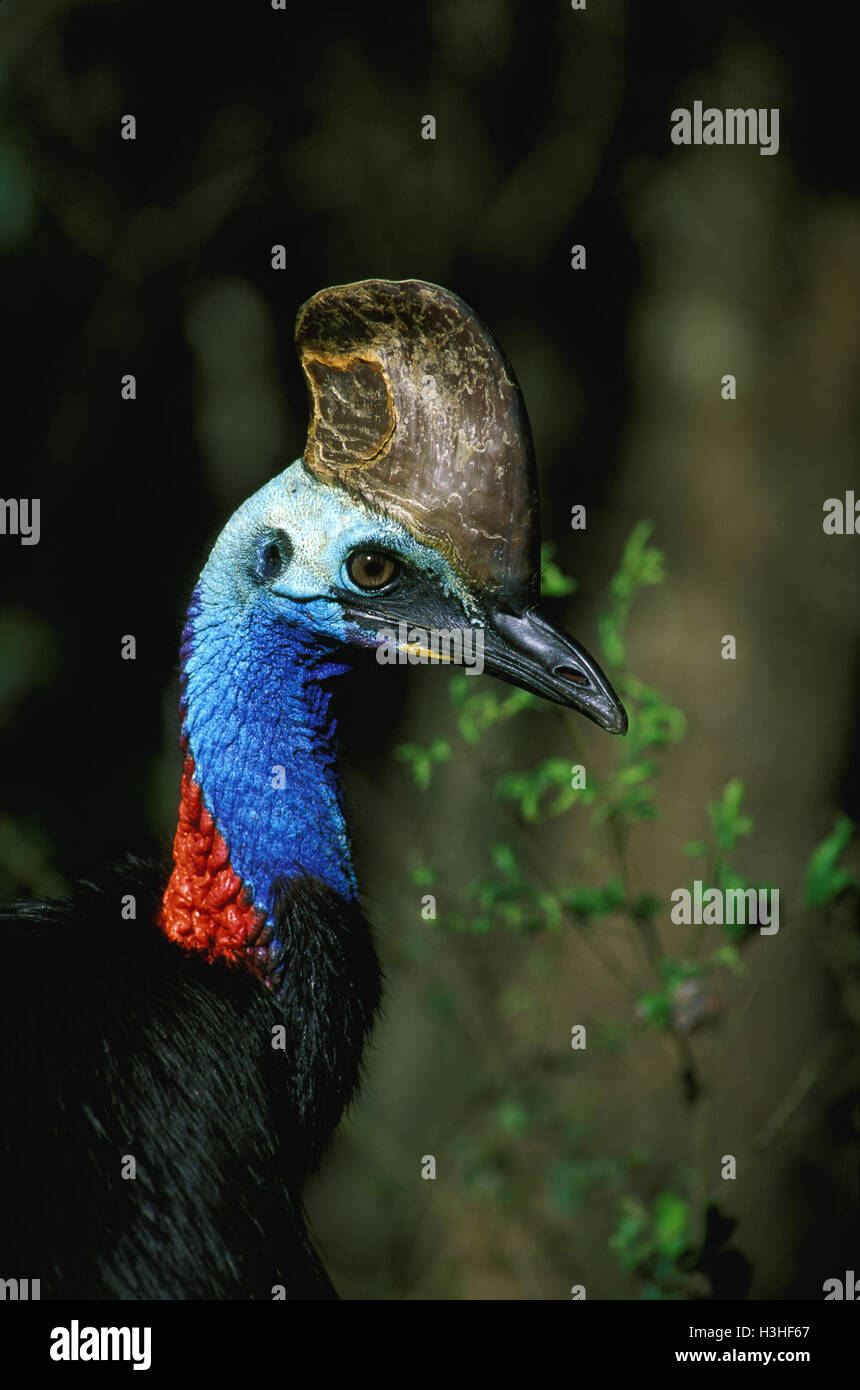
[482, 604, 627, 735]
[341, 587, 627, 736]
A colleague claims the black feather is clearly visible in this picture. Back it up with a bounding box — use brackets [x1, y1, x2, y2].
[0, 858, 381, 1299]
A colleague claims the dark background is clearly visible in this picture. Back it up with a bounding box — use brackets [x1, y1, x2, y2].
[0, 0, 858, 1298]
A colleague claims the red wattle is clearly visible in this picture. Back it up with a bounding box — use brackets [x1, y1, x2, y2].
[160, 754, 264, 964]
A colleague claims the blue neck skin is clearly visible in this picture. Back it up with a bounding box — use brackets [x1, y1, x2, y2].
[180, 587, 357, 917]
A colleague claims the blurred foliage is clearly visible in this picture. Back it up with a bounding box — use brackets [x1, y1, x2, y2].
[0, 130, 34, 249]
[396, 524, 859, 1297]
[610, 1190, 692, 1299]
[396, 738, 452, 792]
[804, 817, 858, 909]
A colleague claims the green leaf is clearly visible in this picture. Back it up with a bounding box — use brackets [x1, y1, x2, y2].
[609, 1196, 651, 1268]
[450, 676, 537, 744]
[636, 992, 672, 1029]
[598, 522, 666, 668]
[682, 840, 709, 859]
[540, 542, 578, 598]
[395, 739, 451, 790]
[563, 878, 625, 919]
[622, 679, 687, 758]
[409, 860, 438, 889]
[495, 1100, 530, 1135]
[652, 1190, 690, 1260]
[496, 757, 592, 822]
[708, 779, 754, 851]
[709, 944, 744, 975]
[491, 842, 519, 877]
[658, 956, 703, 987]
[804, 816, 856, 908]
[631, 892, 662, 920]
[536, 890, 563, 931]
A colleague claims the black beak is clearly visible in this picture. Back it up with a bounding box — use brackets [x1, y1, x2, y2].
[339, 578, 626, 736]
[483, 606, 627, 735]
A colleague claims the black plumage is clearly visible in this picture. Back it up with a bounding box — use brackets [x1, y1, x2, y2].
[0, 860, 380, 1299]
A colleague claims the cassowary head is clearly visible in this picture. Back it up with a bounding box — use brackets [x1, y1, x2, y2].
[165, 279, 627, 963]
[195, 279, 626, 735]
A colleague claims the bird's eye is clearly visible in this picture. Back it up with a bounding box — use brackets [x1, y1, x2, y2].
[346, 550, 400, 591]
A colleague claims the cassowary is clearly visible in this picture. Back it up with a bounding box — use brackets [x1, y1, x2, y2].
[0, 279, 626, 1300]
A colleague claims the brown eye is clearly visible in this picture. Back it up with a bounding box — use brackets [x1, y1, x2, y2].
[346, 550, 399, 591]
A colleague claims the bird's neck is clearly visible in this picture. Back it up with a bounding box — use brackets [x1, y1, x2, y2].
[160, 586, 357, 989]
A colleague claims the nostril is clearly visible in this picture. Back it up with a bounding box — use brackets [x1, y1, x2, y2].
[555, 665, 589, 687]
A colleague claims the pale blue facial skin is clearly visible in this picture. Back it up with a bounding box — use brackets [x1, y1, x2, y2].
[181, 460, 482, 916]
[208, 459, 484, 638]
